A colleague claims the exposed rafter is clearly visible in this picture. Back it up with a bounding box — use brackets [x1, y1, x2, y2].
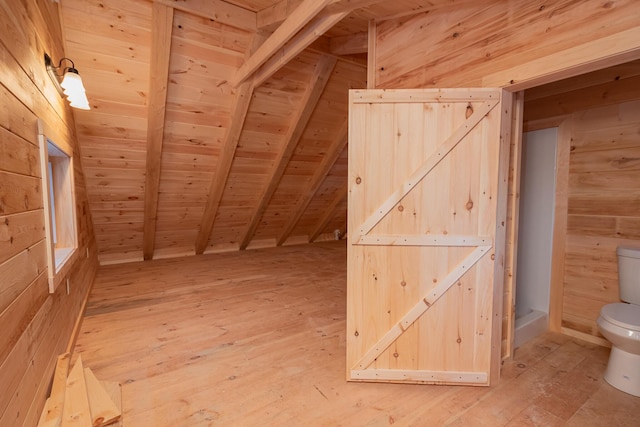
[194, 34, 264, 255]
[257, 0, 385, 30]
[237, 0, 384, 87]
[153, 0, 256, 31]
[276, 121, 348, 246]
[142, 3, 174, 260]
[239, 55, 338, 250]
[252, 11, 349, 88]
[309, 185, 347, 242]
[231, 0, 330, 87]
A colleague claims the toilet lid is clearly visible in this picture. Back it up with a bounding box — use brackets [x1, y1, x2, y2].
[600, 303, 640, 331]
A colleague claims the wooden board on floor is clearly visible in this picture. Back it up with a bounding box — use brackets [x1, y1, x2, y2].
[61, 357, 92, 427]
[99, 381, 123, 427]
[37, 353, 71, 427]
[84, 368, 121, 427]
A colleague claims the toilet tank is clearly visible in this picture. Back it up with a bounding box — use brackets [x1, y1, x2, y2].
[617, 246, 640, 305]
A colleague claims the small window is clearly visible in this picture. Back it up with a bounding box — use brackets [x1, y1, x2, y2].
[39, 123, 78, 292]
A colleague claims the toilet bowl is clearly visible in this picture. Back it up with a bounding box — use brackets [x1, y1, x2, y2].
[597, 303, 640, 396]
[597, 246, 640, 397]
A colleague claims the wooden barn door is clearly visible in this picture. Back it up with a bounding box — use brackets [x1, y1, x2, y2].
[347, 89, 512, 386]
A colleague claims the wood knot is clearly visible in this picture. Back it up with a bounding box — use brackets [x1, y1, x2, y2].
[393, 352, 399, 358]
[465, 103, 473, 119]
[397, 205, 404, 212]
[355, 176, 362, 184]
[466, 199, 474, 210]
[491, 253, 495, 261]
[354, 330, 359, 337]
[456, 337, 462, 344]
[400, 281, 407, 287]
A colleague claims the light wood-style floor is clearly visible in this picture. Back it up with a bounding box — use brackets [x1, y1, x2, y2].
[74, 242, 638, 426]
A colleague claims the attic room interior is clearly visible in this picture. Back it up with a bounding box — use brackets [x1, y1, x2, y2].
[1, 0, 639, 425]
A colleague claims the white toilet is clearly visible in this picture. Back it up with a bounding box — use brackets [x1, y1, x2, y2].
[597, 246, 640, 397]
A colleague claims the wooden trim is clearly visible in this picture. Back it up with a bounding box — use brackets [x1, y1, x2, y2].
[142, 3, 173, 260]
[153, 0, 256, 31]
[355, 99, 499, 236]
[351, 369, 488, 384]
[308, 185, 347, 242]
[354, 245, 492, 370]
[276, 122, 348, 246]
[231, 0, 330, 87]
[483, 27, 640, 91]
[194, 34, 264, 255]
[65, 275, 94, 354]
[367, 20, 376, 89]
[548, 119, 572, 332]
[352, 88, 500, 103]
[560, 327, 610, 348]
[239, 55, 338, 249]
[38, 132, 56, 287]
[503, 91, 524, 360]
[523, 115, 570, 132]
[490, 89, 513, 383]
[251, 12, 349, 88]
[356, 235, 492, 246]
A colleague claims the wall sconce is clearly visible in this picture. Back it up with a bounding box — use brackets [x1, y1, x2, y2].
[44, 53, 90, 110]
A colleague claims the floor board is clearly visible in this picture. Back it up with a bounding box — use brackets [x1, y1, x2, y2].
[73, 242, 639, 426]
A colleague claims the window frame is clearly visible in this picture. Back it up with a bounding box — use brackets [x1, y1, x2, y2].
[38, 120, 79, 293]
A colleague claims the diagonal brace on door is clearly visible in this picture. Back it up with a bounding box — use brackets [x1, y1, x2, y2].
[355, 99, 499, 239]
[353, 244, 492, 370]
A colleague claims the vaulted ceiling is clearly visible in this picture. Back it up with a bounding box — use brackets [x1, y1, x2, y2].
[58, 0, 460, 264]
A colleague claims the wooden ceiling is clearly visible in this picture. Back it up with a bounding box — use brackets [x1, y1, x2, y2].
[58, 0, 458, 263]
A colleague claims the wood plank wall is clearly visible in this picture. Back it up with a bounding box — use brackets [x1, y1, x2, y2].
[0, 1, 99, 426]
[373, 0, 640, 90]
[370, 0, 640, 351]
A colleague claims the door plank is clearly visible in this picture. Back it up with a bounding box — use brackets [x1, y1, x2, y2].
[351, 369, 488, 384]
[356, 234, 490, 246]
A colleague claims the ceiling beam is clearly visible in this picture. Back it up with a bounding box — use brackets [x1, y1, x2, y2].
[142, 3, 174, 261]
[258, 0, 385, 30]
[252, 11, 349, 87]
[276, 121, 348, 246]
[231, 0, 331, 87]
[329, 31, 368, 55]
[308, 185, 347, 242]
[153, 0, 256, 32]
[239, 55, 338, 250]
[194, 34, 264, 255]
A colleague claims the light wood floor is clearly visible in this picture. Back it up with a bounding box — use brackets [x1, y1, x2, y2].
[74, 241, 638, 426]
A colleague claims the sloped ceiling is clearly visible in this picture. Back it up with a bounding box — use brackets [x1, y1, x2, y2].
[58, 0, 449, 264]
